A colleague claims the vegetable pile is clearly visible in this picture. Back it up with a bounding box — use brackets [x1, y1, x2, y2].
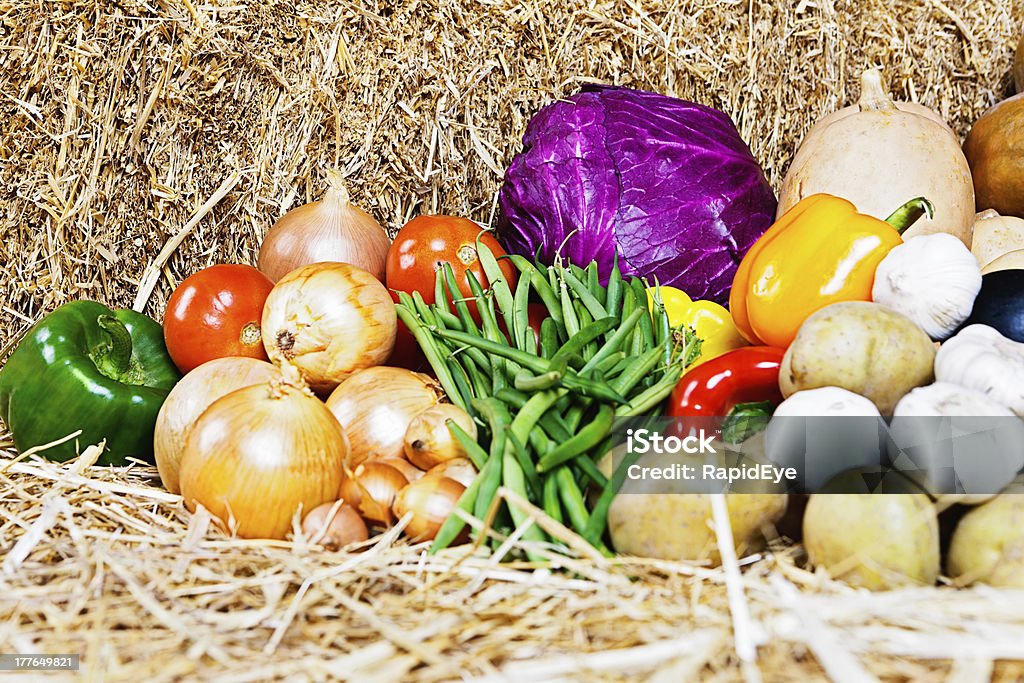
[4, 64, 1024, 593]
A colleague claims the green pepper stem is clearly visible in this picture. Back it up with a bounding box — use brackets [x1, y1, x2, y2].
[95, 315, 133, 378]
[884, 197, 935, 234]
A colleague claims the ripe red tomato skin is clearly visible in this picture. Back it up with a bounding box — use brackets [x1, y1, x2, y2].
[385, 215, 517, 310]
[163, 264, 275, 374]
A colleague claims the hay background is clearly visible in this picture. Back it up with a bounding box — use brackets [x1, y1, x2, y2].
[2, 0, 1024, 680]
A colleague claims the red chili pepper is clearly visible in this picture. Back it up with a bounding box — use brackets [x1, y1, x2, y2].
[667, 346, 786, 417]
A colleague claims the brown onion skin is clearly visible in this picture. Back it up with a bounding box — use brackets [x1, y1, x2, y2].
[377, 456, 426, 483]
[326, 366, 443, 468]
[301, 502, 369, 550]
[393, 475, 466, 542]
[179, 378, 348, 540]
[154, 357, 281, 493]
[426, 458, 477, 488]
[258, 173, 390, 283]
[261, 262, 397, 394]
[340, 461, 408, 526]
[403, 403, 477, 470]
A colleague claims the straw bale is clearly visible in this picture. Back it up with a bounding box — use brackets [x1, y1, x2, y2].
[2, 0, 1024, 679]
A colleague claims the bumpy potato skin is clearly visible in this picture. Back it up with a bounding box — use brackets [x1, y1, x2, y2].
[803, 493, 939, 590]
[779, 302, 935, 414]
[948, 493, 1024, 588]
[608, 493, 787, 565]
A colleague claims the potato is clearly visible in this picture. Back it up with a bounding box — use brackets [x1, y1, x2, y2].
[948, 491, 1024, 588]
[608, 490, 787, 564]
[780, 302, 935, 414]
[803, 493, 939, 590]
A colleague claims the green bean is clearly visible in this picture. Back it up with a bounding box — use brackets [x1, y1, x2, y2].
[476, 235, 517, 335]
[555, 466, 591, 535]
[443, 263, 481, 338]
[446, 358, 476, 409]
[649, 285, 670, 347]
[574, 301, 596, 362]
[580, 308, 643, 374]
[433, 328, 549, 374]
[630, 278, 656, 351]
[494, 388, 572, 442]
[562, 269, 607, 321]
[507, 255, 564, 331]
[536, 404, 615, 472]
[575, 453, 608, 489]
[411, 290, 439, 328]
[433, 266, 452, 317]
[550, 316, 617, 366]
[539, 318, 559, 360]
[611, 346, 664, 396]
[514, 369, 562, 392]
[512, 273, 532, 351]
[558, 269, 581, 339]
[459, 354, 492, 400]
[502, 443, 549, 557]
[594, 351, 627, 377]
[542, 474, 564, 524]
[583, 448, 640, 547]
[606, 253, 623, 320]
[447, 421, 488, 470]
[434, 308, 464, 330]
[394, 302, 465, 411]
[509, 431, 542, 501]
[616, 370, 684, 417]
[560, 371, 628, 404]
[586, 261, 604, 306]
[473, 452, 504, 524]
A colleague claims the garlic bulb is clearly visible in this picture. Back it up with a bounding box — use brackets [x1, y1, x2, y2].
[871, 233, 981, 340]
[935, 325, 1024, 417]
[971, 209, 1024, 270]
[258, 170, 391, 283]
[890, 382, 1024, 503]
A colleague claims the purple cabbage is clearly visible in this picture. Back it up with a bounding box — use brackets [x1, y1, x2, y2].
[497, 85, 777, 304]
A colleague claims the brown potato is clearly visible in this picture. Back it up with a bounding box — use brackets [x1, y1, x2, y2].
[780, 302, 935, 415]
[948, 491, 1024, 588]
[803, 493, 939, 590]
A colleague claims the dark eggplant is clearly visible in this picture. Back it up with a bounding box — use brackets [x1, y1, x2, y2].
[960, 269, 1024, 342]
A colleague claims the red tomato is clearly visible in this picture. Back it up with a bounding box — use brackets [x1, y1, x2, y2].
[527, 303, 547, 347]
[385, 215, 517, 312]
[164, 264, 275, 374]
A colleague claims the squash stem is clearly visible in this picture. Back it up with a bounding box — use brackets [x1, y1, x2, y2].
[884, 197, 934, 234]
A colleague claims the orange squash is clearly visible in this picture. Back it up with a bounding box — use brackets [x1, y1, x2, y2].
[964, 94, 1024, 218]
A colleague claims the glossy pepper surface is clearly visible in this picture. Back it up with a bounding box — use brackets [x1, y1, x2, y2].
[0, 301, 181, 464]
[647, 286, 747, 365]
[667, 346, 785, 417]
[729, 194, 933, 348]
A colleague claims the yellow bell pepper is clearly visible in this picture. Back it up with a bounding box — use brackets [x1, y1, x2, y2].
[729, 194, 933, 349]
[648, 286, 747, 365]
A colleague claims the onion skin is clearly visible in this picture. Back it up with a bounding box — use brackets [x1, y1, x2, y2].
[393, 475, 466, 542]
[154, 357, 281, 493]
[326, 366, 443, 467]
[301, 502, 369, 550]
[261, 262, 397, 394]
[403, 403, 477, 470]
[179, 376, 348, 540]
[258, 171, 391, 283]
[426, 457, 477, 487]
[340, 461, 408, 526]
[377, 456, 426, 482]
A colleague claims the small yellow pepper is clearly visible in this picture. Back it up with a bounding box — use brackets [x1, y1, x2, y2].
[648, 286, 747, 365]
[729, 194, 933, 349]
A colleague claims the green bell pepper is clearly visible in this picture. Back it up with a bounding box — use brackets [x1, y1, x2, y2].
[0, 300, 181, 465]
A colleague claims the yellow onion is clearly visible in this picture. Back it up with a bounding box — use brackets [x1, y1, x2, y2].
[403, 403, 477, 470]
[154, 357, 281, 493]
[301, 501, 369, 550]
[326, 366, 443, 467]
[339, 461, 408, 526]
[178, 366, 348, 540]
[393, 475, 466, 542]
[426, 457, 477, 487]
[261, 262, 397, 394]
[377, 456, 426, 483]
[258, 170, 391, 283]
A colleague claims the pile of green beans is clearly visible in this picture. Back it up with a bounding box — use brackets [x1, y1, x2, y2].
[394, 240, 700, 559]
